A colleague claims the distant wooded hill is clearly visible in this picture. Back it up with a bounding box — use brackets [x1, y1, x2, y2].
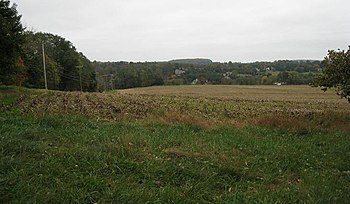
[93, 59, 321, 91]
[169, 58, 213, 65]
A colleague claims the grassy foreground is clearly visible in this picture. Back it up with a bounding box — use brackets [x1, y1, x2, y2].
[1, 113, 349, 203]
[0, 86, 349, 203]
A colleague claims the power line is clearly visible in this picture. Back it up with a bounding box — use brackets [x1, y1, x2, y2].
[61, 73, 91, 81]
[60, 75, 81, 81]
[59, 72, 81, 80]
[42, 66, 94, 91]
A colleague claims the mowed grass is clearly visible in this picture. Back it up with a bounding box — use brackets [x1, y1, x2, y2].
[1, 85, 350, 203]
[1, 113, 349, 203]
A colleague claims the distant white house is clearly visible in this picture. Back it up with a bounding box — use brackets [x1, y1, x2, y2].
[273, 82, 286, 86]
[265, 67, 275, 71]
[223, 72, 233, 78]
[192, 78, 208, 85]
[175, 69, 185, 76]
[191, 78, 199, 84]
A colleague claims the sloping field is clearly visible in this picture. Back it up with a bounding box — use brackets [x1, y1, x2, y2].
[1, 86, 350, 203]
[118, 85, 345, 102]
[3, 85, 349, 130]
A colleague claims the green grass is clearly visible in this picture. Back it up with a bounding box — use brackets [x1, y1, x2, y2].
[1, 113, 349, 203]
[0, 86, 45, 111]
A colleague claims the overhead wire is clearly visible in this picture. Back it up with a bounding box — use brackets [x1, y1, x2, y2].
[59, 71, 93, 83]
[38, 69, 94, 88]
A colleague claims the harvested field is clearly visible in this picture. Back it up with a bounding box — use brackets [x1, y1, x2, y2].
[2, 85, 350, 131]
[118, 85, 346, 102]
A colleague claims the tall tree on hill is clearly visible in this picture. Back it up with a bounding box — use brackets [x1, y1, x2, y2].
[0, 0, 25, 85]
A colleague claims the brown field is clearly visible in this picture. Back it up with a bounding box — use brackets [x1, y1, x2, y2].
[3, 85, 350, 131]
[119, 85, 346, 103]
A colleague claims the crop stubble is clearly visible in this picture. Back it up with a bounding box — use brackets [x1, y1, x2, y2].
[8, 85, 349, 131]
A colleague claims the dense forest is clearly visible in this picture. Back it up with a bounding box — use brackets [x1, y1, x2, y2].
[94, 59, 322, 91]
[0, 0, 96, 91]
[23, 32, 96, 91]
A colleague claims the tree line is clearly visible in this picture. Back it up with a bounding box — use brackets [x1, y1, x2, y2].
[94, 60, 322, 91]
[0, 0, 96, 91]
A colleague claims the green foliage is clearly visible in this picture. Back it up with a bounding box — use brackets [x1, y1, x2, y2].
[0, 1, 96, 91]
[95, 62, 164, 90]
[313, 47, 350, 102]
[0, 0, 25, 85]
[23, 32, 97, 91]
[94, 60, 321, 90]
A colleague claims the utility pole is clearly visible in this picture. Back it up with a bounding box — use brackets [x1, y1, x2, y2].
[42, 43, 48, 90]
[76, 65, 83, 92]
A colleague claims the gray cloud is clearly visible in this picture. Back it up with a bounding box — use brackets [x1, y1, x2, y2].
[13, 0, 350, 62]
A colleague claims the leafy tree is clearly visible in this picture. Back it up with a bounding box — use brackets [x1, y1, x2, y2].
[23, 31, 61, 89]
[0, 0, 25, 85]
[313, 47, 350, 102]
[23, 32, 96, 91]
[277, 71, 289, 83]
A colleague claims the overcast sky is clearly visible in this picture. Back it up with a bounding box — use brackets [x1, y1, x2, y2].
[12, 0, 350, 62]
